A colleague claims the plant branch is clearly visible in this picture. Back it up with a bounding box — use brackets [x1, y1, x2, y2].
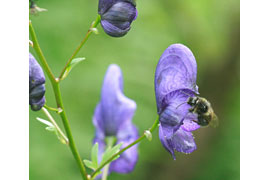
[58, 15, 101, 80]
[90, 117, 160, 179]
[30, 21, 88, 180]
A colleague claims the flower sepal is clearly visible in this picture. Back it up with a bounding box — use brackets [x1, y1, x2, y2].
[155, 44, 201, 158]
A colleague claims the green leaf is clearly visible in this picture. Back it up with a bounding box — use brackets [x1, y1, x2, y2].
[112, 155, 120, 161]
[62, 57, 86, 80]
[91, 143, 99, 168]
[83, 160, 97, 170]
[36, 117, 54, 127]
[101, 147, 111, 165]
[101, 142, 123, 164]
[110, 142, 123, 156]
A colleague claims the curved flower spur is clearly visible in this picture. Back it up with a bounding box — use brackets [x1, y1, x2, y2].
[155, 44, 218, 159]
[92, 64, 139, 176]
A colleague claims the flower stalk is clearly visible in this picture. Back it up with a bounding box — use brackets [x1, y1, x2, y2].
[58, 15, 101, 80]
[90, 117, 159, 179]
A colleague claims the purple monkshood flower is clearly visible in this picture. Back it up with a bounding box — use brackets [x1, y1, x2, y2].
[98, 0, 137, 37]
[29, 53, 46, 111]
[93, 64, 139, 174]
[155, 44, 201, 159]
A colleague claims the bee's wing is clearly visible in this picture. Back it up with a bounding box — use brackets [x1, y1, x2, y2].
[209, 113, 219, 128]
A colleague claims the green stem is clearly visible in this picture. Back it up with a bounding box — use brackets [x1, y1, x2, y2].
[58, 15, 101, 80]
[54, 83, 88, 179]
[90, 117, 160, 179]
[30, 21, 88, 180]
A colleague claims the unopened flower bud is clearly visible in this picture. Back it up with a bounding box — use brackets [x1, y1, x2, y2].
[98, 0, 137, 37]
[29, 53, 46, 111]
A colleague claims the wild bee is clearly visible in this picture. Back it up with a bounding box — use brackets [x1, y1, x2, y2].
[187, 96, 219, 127]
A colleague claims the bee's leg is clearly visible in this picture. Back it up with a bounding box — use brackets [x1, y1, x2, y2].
[175, 101, 188, 109]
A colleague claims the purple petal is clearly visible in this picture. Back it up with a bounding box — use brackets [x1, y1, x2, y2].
[181, 116, 201, 132]
[92, 103, 105, 140]
[29, 84, 45, 100]
[29, 53, 46, 111]
[98, 0, 115, 15]
[159, 125, 197, 159]
[110, 145, 138, 173]
[159, 125, 175, 159]
[155, 44, 199, 114]
[163, 90, 200, 132]
[93, 64, 136, 136]
[110, 123, 139, 173]
[116, 121, 139, 141]
[99, 0, 136, 15]
[172, 127, 197, 154]
[102, 2, 137, 22]
[29, 53, 45, 91]
[101, 20, 130, 37]
[158, 90, 199, 158]
[159, 90, 199, 137]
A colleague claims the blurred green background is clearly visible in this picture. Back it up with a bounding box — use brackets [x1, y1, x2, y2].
[29, 0, 240, 179]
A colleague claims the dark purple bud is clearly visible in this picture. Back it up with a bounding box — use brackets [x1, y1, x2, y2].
[155, 44, 200, 159]
[98, 0, 137, 37]
[29, 53, 46, 111]
[93, 64, 139, 174]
